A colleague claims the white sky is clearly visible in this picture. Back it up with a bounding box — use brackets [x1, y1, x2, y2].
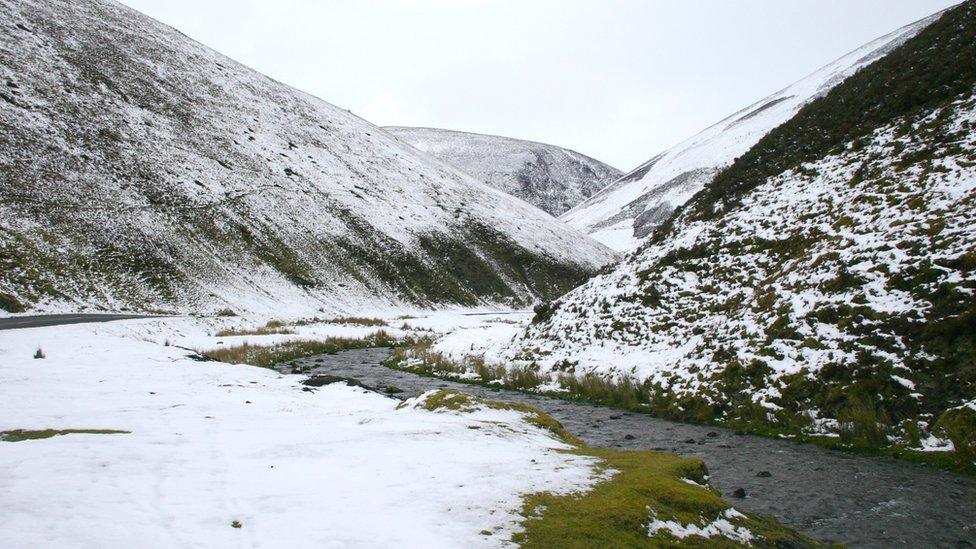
[118, 0, 961, 170]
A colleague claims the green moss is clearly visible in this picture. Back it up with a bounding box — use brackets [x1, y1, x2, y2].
[515, 442, 820, 548]
[486, 399, 582, 446]
[1, 429, 130, 442]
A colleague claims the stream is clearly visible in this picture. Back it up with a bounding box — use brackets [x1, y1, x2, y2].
[277, 347, 976, 548]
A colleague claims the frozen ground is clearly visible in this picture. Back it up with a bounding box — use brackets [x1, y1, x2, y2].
[0, 316, 601, 548]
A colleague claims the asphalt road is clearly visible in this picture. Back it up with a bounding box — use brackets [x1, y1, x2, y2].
[0, 313, 156, 331]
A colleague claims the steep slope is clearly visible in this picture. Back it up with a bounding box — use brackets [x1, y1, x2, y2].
[503, 2, 976, 457]
[562, 10, 943, 252]
[0, 0, 615, 316]
[385, 127, 622, 216]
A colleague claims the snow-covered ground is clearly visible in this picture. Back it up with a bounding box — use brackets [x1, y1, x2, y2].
[427, 316, 529, 364]
[0, 317, 601, 547]
[91, 308, 535, 350]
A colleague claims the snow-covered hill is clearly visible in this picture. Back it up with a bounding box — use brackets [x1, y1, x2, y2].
[0, 0, 615, 317]
[385, 127, 622, 216]
[561, 11, 943, 252]
[472, 2, 976, 456]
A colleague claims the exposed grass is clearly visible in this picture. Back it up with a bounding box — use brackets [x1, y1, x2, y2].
[385, 338, 547, 389]
[324, 316, 389, 327]
[282, 317, 326, 327]
[1, 429, 130, 442]
[408, 389, 582, 445]
[0, 292, 25, 313]
[517, 445, 823, 548]
[409, 390, 820, 547]
[33, 347, 45, 359]
[215, 320, 297, 337]
[202, 331, 399, 368]
[933, 406, 976, 463]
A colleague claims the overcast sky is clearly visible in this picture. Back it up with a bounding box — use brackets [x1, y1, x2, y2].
[118, 0, 960, 170]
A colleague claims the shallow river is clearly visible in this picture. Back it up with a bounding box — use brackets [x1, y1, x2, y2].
[278, 347, 976, 547]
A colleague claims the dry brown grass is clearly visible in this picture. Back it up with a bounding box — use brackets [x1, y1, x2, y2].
[203, 331, 398, 368]
[215, 320, 296, 337]
[324, 316, 389, 327]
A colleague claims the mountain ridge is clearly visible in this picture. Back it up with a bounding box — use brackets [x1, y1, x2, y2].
[385, 126, 622, 216]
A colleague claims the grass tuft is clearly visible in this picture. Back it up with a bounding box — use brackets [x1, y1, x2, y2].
[385, 338, 548, 390]
[933, 406, 976, 462]
[325, 316, 389, 327]
[215, 320, 297, 337]
[1, 429, 129, 442]
[202, 331, 399, 368]
[33, 347, 45, 359]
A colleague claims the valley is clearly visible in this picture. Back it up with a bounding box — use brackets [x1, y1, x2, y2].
[2, 0, 973, 546]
